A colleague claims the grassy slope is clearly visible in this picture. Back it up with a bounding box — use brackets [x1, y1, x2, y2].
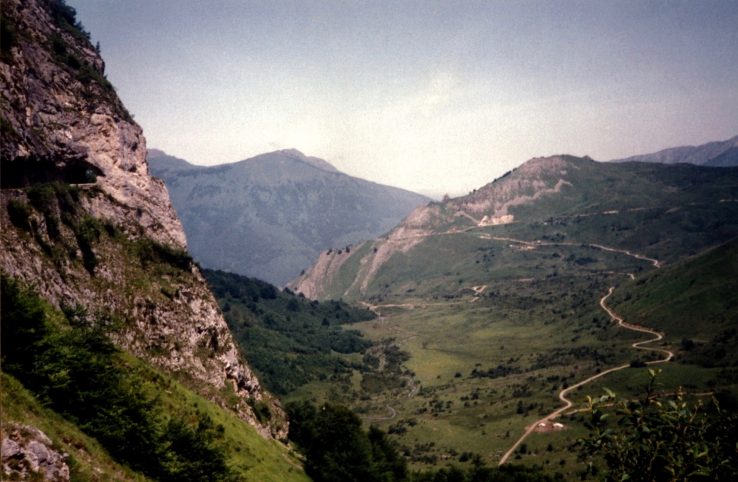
[611, 237, 738, 343]
[289, 237, 652, 477]
[1, 373, 149, 482]
[1, 186, 310, 481]
[303, 160, 738, 301]
[148, 363, 309, 482]
[2, 367, 309, 482]
[517, 238, 738, 471]
[330, 237, 738, 475]
[572, 238, 738, 400]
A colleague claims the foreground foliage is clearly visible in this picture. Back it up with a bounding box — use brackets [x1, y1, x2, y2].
[1, 275, 231, 481]
[578, 371, 738, 481]
[286, 401, 557, 482]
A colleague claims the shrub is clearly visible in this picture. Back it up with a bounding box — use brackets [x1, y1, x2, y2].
[135, 238, 193, 271]
[629, 358, 646, 368]
[74, 216, 102, 273]
[578, 372, 738, 481]
[247, 398, 273, 424]
[7, 199, 31, 231]
[27, 183, 57, 213]
[287, 401, 406, 482]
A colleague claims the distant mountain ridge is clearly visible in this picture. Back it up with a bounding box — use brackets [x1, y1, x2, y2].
[144, 150, 198, 176]
[149, 149, 430, 285]
[611, 135, 738, 166]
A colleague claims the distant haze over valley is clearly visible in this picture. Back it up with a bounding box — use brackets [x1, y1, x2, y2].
[149, 149, 429, 285]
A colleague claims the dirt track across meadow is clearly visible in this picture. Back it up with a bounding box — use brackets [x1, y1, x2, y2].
[498, 280, 673, 465]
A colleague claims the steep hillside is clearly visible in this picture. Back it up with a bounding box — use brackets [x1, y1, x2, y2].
[203, 269, 375, 396]
[611, 237, 738, 367]
[290, 155, 738, 300]
[1, 1, 294, 479]
[611, 135, 738, 166]
[149, 148, 430, 285]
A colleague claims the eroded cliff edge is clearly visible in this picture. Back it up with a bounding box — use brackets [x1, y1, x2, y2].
[0, 0, 285, 438]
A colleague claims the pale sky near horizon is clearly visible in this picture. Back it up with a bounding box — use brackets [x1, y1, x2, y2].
[71, 0, 738, 195]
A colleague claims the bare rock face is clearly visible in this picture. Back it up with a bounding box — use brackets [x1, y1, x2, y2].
[0, 0, 285, 439]
[0, 0, 184, 248]
[450, 156, 572, 220]
[2, 423, 70, 482]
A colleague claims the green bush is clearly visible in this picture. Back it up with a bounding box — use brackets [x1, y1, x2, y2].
[1, 276, 232, 481]
[20, 183, 103, 272]
[205, 269, 374, 395]
[287, 401, 406, 482]
[247, 398, 273, 424]
[578, 371, 738, 481]
[27, 183, 58, 213]
[7, 199, 31, 231]
[287, 401, 554, 482]
[74, 216, 102, 273]
[135, 239, 193, 271]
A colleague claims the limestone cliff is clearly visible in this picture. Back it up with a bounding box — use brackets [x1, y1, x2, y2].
[0, 0, 285, 438]
[1, 0, 184, 247]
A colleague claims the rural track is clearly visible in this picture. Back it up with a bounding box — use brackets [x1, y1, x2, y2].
[498, 278, 673, 465]
[365, 405, 397, 422]
[478, 234, 661, 268]
[362, 234, 668, 449]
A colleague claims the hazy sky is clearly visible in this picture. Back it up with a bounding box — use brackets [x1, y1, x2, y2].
[71, 0, 738, 195]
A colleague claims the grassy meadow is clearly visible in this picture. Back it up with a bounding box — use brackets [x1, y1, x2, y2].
[279, 227, 738, 477]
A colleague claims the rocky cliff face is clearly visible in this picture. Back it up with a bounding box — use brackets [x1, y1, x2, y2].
[0, 0, 184, 248]
[0, 0, 284, 438]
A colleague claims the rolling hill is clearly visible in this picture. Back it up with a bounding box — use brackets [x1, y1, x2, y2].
[290, 155, 738, 300]
[149, 149, 430, 285]
[610, 237, 738, 368]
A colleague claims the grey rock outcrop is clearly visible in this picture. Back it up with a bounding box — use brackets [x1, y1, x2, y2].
[0, 0, 184, 248]
[2, 423, 70, 482]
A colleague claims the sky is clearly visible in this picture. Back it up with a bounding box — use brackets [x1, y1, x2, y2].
[71, 0, 738, 196]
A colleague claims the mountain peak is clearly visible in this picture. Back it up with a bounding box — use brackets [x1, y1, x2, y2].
[264, 149, 340, 173]
[151, 150, 429, 285]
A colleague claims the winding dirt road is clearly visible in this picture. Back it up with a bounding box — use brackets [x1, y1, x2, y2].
[361, 234, 669, 448]
[366, 405, 398, 422]
[498, 284, 673, 465]
[478, 234, 662, 268]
